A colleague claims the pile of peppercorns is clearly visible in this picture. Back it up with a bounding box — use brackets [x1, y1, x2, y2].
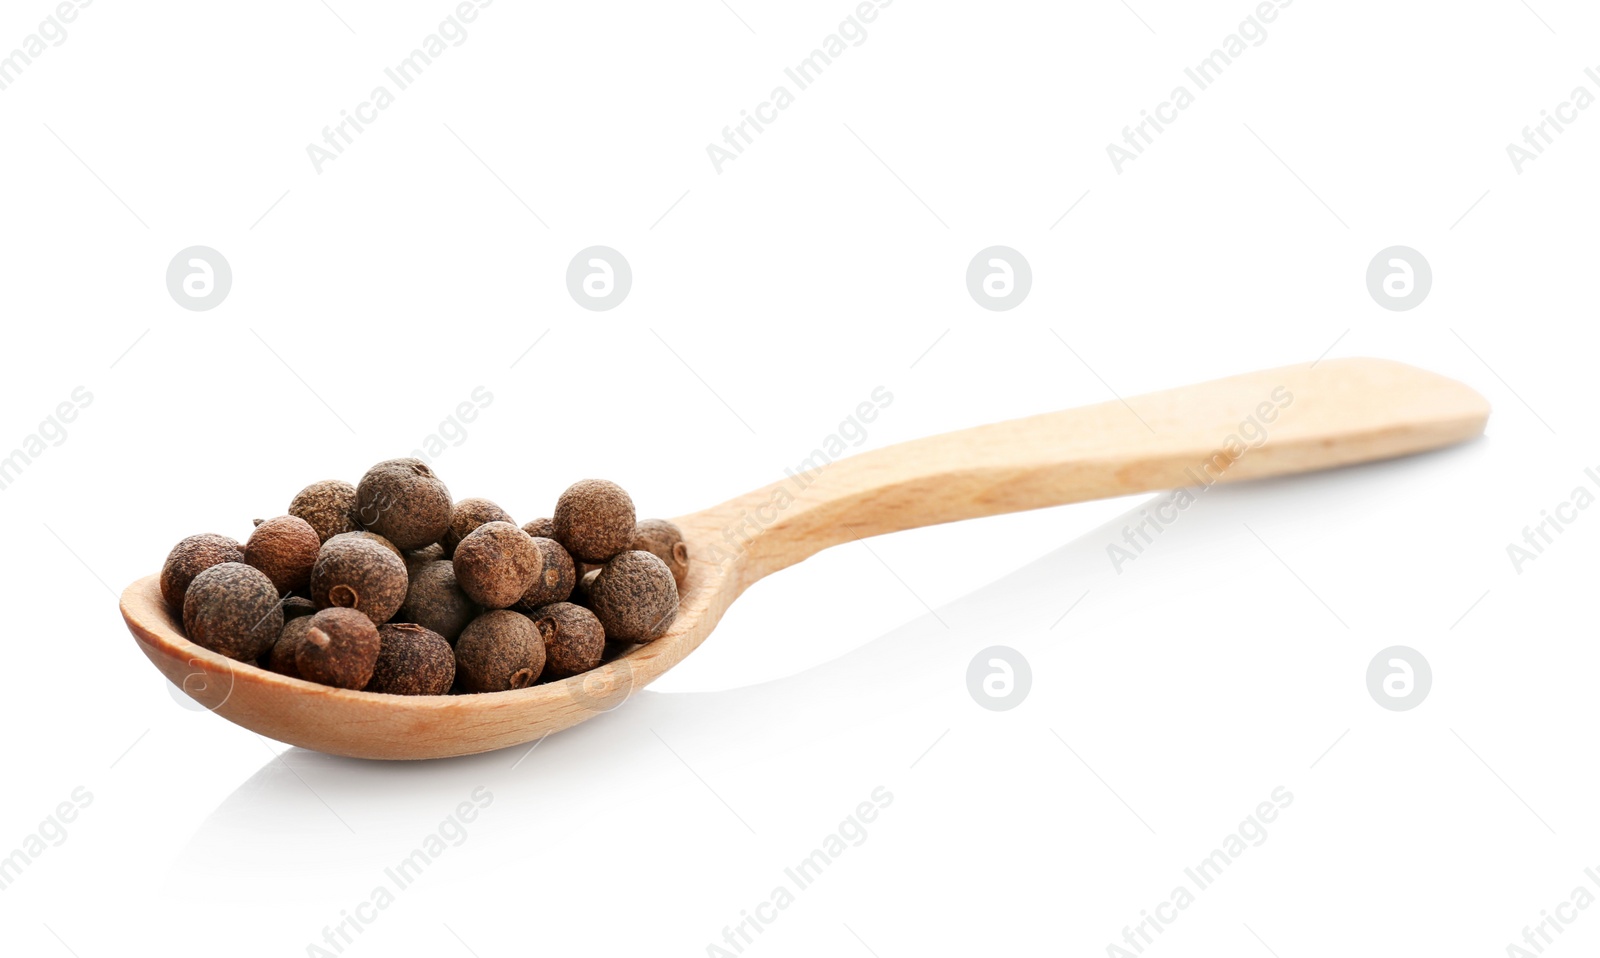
[159, 459, 688, 695]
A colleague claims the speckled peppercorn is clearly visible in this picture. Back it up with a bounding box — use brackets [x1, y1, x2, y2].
[529, 602, 605, 679]
[268, 616, 314, 678]
[442, 498, 515, 557]
[160, 533, 244, 616]
[182, 562, 285, 662]
[631, 518, 690, 589]
[573, 567, 601, 606]
[365, 623, 455, 695]
[452, 521, 540, 609]
[517, 537, 575, 610]
[328, 530, 404, 560]
[281, 596, 318, 621]
[455, 610, 544, 693]
[296, 607, 381, 689]
[398, 560, 477, 642]
[244, 515, 321, 595]
[589, 550, 678, 643]
[405, 542, 445, 575]
[289, 480, 362, 544]
[552, 479, 636, 563]
[310, 534, 408, 624]
[356, 458, 452, 550]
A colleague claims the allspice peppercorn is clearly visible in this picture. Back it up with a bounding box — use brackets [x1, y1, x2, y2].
[160, 533, 244, 616]
[517, 537, 575, 610]
[441, 498, 515, 557]
[552, 479, 636, 563]
[573, 567, 601, 606]
[268, 616, 314, 678]
[530, 602, 605, 679]
[452, 521, 540, 609]
[282, 596, 318, 621]
[160, 463, 682, 700]
[296, 607, 381, 690]
[455, 610, 545, 692]
[330, 530, 403, 560]
[310, 533, 409, 624]
[289, 480, 362, 543]
[405, 542, 445, 575]
[590, 550, 678, 643]
[244, 515, 321, 595]
[365, 623, 455, 695]
[631, 518, 690, 589]
[397, 560, 477, 642]
[356, 458, 452, 550]
[182, 562, 285, 662]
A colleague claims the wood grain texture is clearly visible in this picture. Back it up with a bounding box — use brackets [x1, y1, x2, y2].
[121, 358, 1489, 759]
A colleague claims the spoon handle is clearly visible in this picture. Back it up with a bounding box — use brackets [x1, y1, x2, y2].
[695, 357, 1489, 580]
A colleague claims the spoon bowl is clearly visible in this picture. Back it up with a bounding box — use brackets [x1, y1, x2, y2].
[122, 358, 1490, 759]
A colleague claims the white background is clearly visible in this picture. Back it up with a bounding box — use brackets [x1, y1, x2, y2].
[2, 0, 1598, 955]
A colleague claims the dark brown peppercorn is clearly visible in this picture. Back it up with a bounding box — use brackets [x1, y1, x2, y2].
[522, 517, 555, 539]
[296, 607, 381, 689]
[517, 537, 575, 610]
[330, 530, 403, 560]
[182, 562, 285, 662]
[552, 479, 636, 563]
[590, 550, 678, 643]
[631, 518, 690, 589]
[452, 521, 540, 609]
[289, 480, 362, 543]
[398, 560, 477, 642]
[160, 533, 244, 616]
[310, 534, 409, 624]
[356, 458, 453, 550]
[574, 568, 601, 606]
[530, 602, 605, 679]
[405, 542, 445, 575]
[268, 616, 314, 678]
[365, 623, 455, 695]
[442, 498, 515, 557]
[455, 610, 545, 692]
[244, 515, 321, 595]
[281, 596, 318, 621]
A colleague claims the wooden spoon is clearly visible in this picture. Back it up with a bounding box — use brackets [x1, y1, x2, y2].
[121, 357, 1489, 760]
